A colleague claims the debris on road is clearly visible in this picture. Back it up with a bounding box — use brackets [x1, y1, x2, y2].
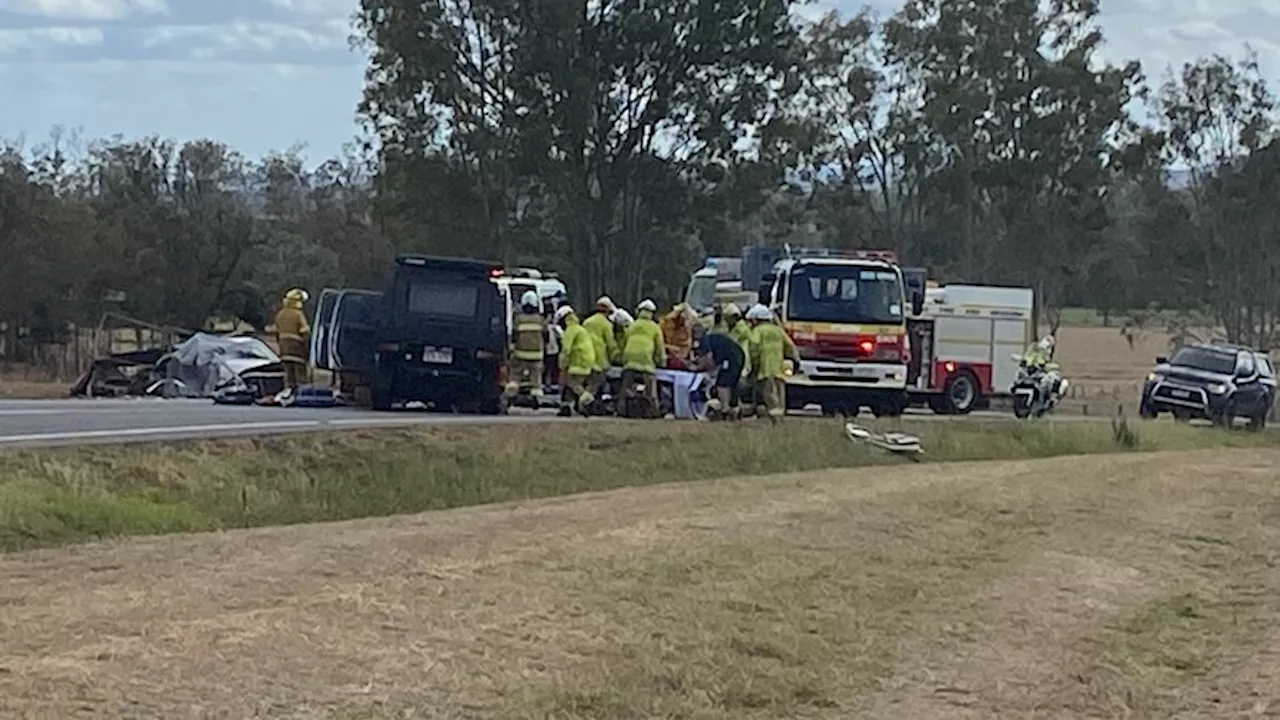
[844, 422, 923, 458]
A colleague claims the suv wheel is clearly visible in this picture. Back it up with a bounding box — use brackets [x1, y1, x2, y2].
[1213, 399, 1236, 429]
[1248, 399, 1269, 431]
[1138, 400, 1157, 420]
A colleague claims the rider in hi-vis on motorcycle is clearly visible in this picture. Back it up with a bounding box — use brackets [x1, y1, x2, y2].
[1022, 335, 1058, 397]
[1023, 335, 1055, 370]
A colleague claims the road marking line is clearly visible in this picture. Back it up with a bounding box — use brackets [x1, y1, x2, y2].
[0, 408, 154, 416]
[327, 418, 426, 427]
[0, 421, 322, 444]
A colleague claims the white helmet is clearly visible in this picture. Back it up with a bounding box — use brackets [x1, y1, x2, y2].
[519, 290, 539, 309]
[746, 303, 773, 321]
[553, 305, 574, 323]
[611, 308, 634, 327]
[596, 295, 616, 312]
[637, 299, 657, 312]
[1038, 335, 1055, 351]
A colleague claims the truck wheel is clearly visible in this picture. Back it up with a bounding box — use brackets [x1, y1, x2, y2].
[370, 367, 395, 411]
[943, 372, 978, 414]
[872, 397, 905, 418]
[480, 395, 508, 416]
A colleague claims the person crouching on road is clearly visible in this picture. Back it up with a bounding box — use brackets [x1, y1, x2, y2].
[555, 305, 597, 417]
[748, 303, 799, 424]
[583, 296, 620, 407]
[506, 290, 545, 402]
[692, 329, 745, 420]
[274, 288, 311, 392]
[620, 299, 665, 418]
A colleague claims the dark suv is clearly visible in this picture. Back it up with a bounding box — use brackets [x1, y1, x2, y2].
[1140, 343, 1275, 429]
[312, 255, 509, 414]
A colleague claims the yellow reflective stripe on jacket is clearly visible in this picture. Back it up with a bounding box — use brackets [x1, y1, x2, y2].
[511, 312, 545, 361]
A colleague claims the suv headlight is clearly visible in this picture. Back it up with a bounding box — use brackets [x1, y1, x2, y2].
[1207, 383, 1228, 394]
[1146, 372, 1161, 383]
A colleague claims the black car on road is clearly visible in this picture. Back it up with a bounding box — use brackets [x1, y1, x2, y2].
[1139, 343, 1275, 429]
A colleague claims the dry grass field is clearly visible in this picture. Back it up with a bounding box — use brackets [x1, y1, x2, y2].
[2, 448, 1278, 718]
[1051, 325, 1171, 412]
[0, 366, 67, 399]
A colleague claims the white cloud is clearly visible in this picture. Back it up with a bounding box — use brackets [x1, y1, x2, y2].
[265, 0, 355, 18]
[0, 26, 103, 54]
[1164, 22, 1235, 43]
[141, 22, 347, 56]
[0, 0, 166, 20]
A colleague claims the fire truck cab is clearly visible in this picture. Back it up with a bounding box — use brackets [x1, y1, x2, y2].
[757, 248, 923, 416]
[905, 284, 1035, 414]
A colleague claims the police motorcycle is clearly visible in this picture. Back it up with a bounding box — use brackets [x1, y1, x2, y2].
[1010, 351, 1069, 419]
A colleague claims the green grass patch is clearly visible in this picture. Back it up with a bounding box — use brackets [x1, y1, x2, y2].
[0, 417, 1274, 552]
[1107, 593, 1219, 687]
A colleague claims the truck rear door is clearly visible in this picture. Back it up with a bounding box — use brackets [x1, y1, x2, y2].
[309, 288, 341, 369]
[311, 288, 383, 375]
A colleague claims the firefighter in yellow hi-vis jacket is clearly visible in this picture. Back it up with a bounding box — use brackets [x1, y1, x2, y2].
[506, 290, 546, 401]
[274, 288, 311, 390]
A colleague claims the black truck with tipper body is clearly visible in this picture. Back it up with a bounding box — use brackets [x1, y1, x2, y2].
[310, 254, 510, 413]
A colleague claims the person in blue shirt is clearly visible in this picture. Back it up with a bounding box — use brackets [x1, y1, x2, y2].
[692, 330, 745, 420]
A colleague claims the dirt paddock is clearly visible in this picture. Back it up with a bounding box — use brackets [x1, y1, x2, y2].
[2, 449, 1278, 718]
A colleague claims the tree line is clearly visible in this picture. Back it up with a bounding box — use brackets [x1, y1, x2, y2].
[3, 0, 1280, 360]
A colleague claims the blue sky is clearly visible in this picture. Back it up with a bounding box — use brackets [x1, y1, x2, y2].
[1, 0, 1278, 163]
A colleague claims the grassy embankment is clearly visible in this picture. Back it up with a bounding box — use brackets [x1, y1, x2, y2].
[0, 417, 1273, 553]
[4, 445, 1279, 718]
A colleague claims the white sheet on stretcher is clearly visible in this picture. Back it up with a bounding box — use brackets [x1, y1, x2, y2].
[656, 369, 708, 420]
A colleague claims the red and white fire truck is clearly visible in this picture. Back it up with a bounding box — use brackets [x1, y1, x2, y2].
[905, 284, 1035, 414]
[752, 248, 923, 416]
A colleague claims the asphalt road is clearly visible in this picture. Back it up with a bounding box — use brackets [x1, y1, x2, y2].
[0, 398, 1106, 450]
[0, 398, 573, 450]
